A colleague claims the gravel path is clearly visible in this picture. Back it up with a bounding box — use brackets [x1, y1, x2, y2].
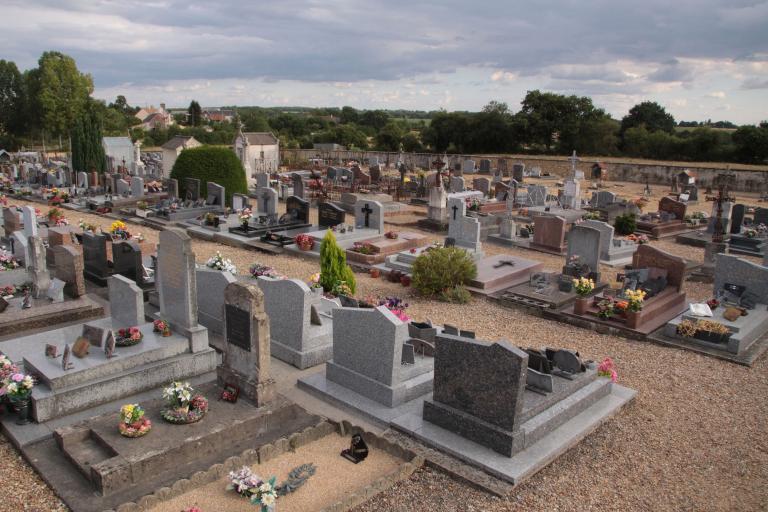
[3, 180, 767, 512]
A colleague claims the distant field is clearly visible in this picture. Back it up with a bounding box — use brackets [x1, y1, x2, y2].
[674, 126, 737, 133]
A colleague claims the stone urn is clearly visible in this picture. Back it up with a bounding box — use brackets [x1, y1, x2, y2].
[573, 297, 589, 315]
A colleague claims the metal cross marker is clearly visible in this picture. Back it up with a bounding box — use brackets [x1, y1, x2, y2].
[706, 173, 736, 244]
[451, 204, 459, 220]
[493, 259, 516, 269]
[361, 203, 373, 228]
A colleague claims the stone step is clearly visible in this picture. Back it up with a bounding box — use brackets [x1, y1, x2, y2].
[32, 349, 217, 422]
[520, 378, 612, 448]
[404, 369, 434, 402]
[59, 428, 116, 480]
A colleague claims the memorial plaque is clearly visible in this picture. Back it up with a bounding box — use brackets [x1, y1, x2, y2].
[225, 304, 251, 352]
[184, 177, 201, 201]
[82, 324, 105, 347]
[45, 344, 59, 358]
[318, 202, 346, 228]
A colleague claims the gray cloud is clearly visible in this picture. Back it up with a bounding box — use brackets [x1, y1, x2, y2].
[3, 0, 767, 88]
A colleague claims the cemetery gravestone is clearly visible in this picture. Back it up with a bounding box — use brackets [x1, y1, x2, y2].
[167, 178, 179, 199]
[218, 281, 275, 406]
[184, 178, 201, 201]
[354, 201, 384, 234]
[532, 215, 567, 253]
[108, 275, 145, 329]
[292, 173, 305, 199]
[116, 179, 130, 196]
[29, 236, 50, 298]
[450, 176, 465, 193]
[196, 267, 237, 336]
[479, 159, 491, 173]
[463, 160, 476, 174]
[206, 182, 225, 207]
[53, 245, 86, 297]
[157, 227, 207, 352]
[318, 202, 346, 228]
[82, 232, 110, 284]
[256, 187, 278, 218]
[47, 278, 65, 302]
[423, 334, 528, 456]
[232, 193, 249, 212]
[473, 177, 491, 198]
[730, 204, 746, 234]
[131, 177, 144, 198]
[512, 163, 525, 182]
[447, 197, 482, 253]
[566, 224, 602, 276]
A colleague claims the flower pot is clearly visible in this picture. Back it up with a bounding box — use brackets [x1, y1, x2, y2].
[369, 268, 380, 278]
[175, 405, 190, 415]
[12, 397, 31, 425]
[400, 276, 411, 287]
[625, 311, 641, 329]
[573, 297, 589, 315]
[298, 242, 313, 251]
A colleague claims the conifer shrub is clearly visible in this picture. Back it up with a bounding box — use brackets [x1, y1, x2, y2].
[412, 246, 476, 298]
[319, 230, 356, 295]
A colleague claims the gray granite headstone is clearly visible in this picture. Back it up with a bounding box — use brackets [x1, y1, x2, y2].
[77, 172, 88, 188]
[205, 181, 225, 207]
[256, 173, 270, 188]
[22, 206, 38, 238]
[256, 187, 278, 217]
[116, 179, 130, 195]
[566, 224, 601, 273]
[109, 274, 145, 328]
[473, 177, 491, 198]
[196, 267, 236, 335]
[591, 190, 616, 208]
[512, 163, 525, 182]
[479, 159, 491, 172]
[131, 176, 144, 198]
[291, 173, 305, 199]
[463, 160, 476, 174]
[447, 197, 481, 252]
[232, 193, 249, 212]
[423, 334, 528, 456]
[167, 178, 179, 199]
[706, 201, 733, 235]
[714, 254, 768, 304]
[157, 227, 206, 351]
[184, 177, 201, 201]
[354, 200, 384, 234]
[29, 236, 50, 298]
[450, 176, 465, 193]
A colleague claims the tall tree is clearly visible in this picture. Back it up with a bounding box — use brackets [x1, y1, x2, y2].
[188, 100, 202, 126]
[620, 101, 676, 135]
[0, 59, 26, 135]
[70, 103, 106, 172]
[26, 51, 93, 138]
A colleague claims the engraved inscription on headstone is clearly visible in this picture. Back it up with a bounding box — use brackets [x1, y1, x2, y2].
[225, 304, 251, 352]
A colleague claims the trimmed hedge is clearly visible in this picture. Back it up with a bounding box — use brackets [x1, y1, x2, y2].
[170, 146, 247, 206]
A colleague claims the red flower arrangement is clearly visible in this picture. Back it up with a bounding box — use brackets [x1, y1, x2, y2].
[153, 319, 172, 337]
[116, 326, 143, 347]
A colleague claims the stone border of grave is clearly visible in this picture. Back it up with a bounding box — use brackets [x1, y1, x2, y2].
[107, 419, 424, 512]
[647, 328, 768, 367]
[0, 296, 104, 337]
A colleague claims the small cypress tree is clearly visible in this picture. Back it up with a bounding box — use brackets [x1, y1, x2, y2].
[319, 230, 356, 295]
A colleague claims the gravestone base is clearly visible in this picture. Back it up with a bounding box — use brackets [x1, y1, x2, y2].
[0, 296, 104, 338]
[324, 359, 433, 408]
[271, 338, 333, 370]
[422, 399, 525, 456]
[216, 365, 276, 407]
[392, 373, 635, 486]
[675, 230, 717, 248]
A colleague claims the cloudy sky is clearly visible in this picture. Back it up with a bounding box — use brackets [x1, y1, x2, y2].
[3, 0, 768, 124]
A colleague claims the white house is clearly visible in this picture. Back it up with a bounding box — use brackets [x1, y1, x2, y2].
[135, 103, 174, 131]
[161, 136, 201, 177]
[102, 136, 143, 174]
[233, 129, 279, 188]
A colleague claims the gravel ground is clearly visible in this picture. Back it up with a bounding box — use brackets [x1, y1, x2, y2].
[3, 180, 767, 512]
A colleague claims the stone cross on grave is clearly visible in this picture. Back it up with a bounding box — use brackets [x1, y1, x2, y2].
[643, 176, 652, 197]
[706, 173, 736, 244]
[361, 203, 373, 228]
[568, 150, 579, 173]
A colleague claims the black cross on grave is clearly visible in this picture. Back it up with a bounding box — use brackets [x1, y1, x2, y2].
[361, 203, 373, 228]
[452, 204, 459, 220]
[493, 259, 516, 269]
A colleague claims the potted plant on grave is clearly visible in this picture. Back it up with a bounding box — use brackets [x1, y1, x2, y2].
[0, 250, 21, 271]
[109, 220, 131, 240]
[294, 233, 314, 251]
[206, 251, 237, 274]
[623, 289, 645, 328]
[597, 299, 615, 320]
[135, 201, 149, 218]
[350, 241, 375, 255]
[597, 357, 618, 382]
[153, 319, 172, 337]
[572, 277, 595, 314]
[308, 273, 323, 290]
[0, 355, 19, 415]
[115, 326, 144, 346]
[238, 208, 252, 229]
[677, 319, 731, 344]
[47, 207, 68, 227]
[204, 211, 219, 227]
[161, 381, 208, 424]
[3, 372, 34, 425]
[250, 264, 281, 279]
[706, 298, 720, 310]
[118, 403, 152, 438]
[384, 230, 399, 240]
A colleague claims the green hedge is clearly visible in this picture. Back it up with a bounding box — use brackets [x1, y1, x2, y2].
[170, 146, 247, 206]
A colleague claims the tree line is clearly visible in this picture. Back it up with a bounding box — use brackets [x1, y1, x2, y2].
[0, 52, 766, 165]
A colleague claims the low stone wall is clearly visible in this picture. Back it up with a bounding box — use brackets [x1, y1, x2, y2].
[109, 419, 424, 512]
[282, 149, 768, 193]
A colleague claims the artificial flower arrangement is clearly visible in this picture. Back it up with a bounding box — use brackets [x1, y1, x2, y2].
[465, 197, 481, 211]
[597, 299, 615, 319]
[743, 228, 758, 239]
[350, 241, 375, 255]
[161, 381, 208, 424]
[206, 251, 237, 274]
[227, 463, 316, 511]
[582, 211, 600, 220]
[0, 250, 21, 271]
[597, 357, 618, 382]
[384, 230, 399, 240]
[294, 233, 314, 250]
[136, 201, 149, 211]
[633, 197, 649, 211]
[677, 318, 731, 344]
[238, 208, 252, 226]
[376, 296, 410, 322]
[78, 219, 97, 233]
[2, 372, 34, 401]
[119, 403, 152, 438]
[109, 220, 131, 240]
[249, 263, 281, 279]
[116, 326, 144, 347]
[706, 298, 720, 310]
[153, 319, 172, 337]
[308, 273, 322, 289]
[626, 233, 649, 244]
[204, 212, 218, 226]
[1, 284, 29, 297]
[47, 207, 68, 226]
[572, 277, 595, 297]
[624, 289, 646, 312]
[0, 355, 20, 383]
[331, 281, 353, 297]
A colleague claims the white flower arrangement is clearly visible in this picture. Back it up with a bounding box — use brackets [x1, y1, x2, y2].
[162, 381, 193, 408]
[206, 251, 237, 274]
